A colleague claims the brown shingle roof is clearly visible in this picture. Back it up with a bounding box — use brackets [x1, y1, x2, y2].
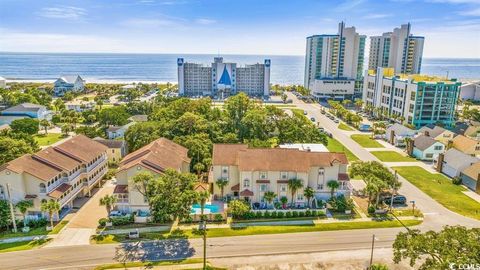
[118, 138, 190, 174]
[453, 135, 479, 153]
[414, 135, 438, 151]
[48, 183, 71, 199]
[213, 144, 348, 172]
[93, 137, 125, 149]
[240, 189, 254, 196]
[0, 135, 107, 182]
[462, 162, 480, 180]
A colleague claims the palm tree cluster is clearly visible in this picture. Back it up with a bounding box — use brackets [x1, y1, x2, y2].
[327, 100, 363, 128]
[40, 200, 61, 228]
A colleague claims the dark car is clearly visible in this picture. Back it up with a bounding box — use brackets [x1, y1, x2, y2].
[384, 195, 407, 205]
[310, 117, 315, 122]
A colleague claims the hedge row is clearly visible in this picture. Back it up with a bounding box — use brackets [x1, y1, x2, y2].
[239, 210, 326, 220]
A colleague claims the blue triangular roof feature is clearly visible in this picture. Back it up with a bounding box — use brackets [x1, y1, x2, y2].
[218, 66, 231, 85]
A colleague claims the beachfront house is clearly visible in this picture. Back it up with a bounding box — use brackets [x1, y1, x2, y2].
[0, 76, 6, 89]
[435, 148, 480, 178]
[210, 144, 351, 205]
[53, 75, 85, 96]
[113, 138, 190, 217]
[0, 135, 108, 221]
[412, 135, 445, 161]
[385, 123, 416, 147]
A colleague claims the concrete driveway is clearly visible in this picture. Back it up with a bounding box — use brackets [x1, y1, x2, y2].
[47, 181, 114, 247]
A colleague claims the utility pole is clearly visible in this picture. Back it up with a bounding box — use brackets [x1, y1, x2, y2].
[6, 183, 17, 233]
[369, 234, 376, 269]
[199, 220, 207, 270]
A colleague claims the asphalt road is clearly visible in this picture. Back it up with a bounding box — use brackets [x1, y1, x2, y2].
[0, 94, 479, 270]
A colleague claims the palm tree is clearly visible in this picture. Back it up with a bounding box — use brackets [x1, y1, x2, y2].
[354, 98, 363, 111]
[193, 163, 205, 178]
[41, 200, 61, 229]
[39, 119, 50, 135]
[61, 123, 73, 137]
[16, 200, 33, 226]
[197, 191, 210, 217]
[280, 196, 288, 209]
[216, 179, 228, 200]
[263, 191, 276, 207]
[327, 180, 340, 198]
[99, 195, 117, 217]
[288, 178, 304, 207]
[303, 187, 314, 208]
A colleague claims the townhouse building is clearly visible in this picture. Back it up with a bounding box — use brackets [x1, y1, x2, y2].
[53, 75, 85, 97]
[0, 135, 108, 220]
[210, 144, 351, 204]
[114, 138, 191, 214]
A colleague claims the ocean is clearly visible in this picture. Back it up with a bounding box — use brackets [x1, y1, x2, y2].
[0, 52, 479, 84]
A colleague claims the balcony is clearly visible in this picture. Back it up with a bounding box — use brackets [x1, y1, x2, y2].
[87, 156, 107, 172]
[58, 183, 83, 207]
[88, 167, 107, 186]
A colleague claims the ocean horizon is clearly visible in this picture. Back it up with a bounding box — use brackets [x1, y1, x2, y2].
[1, 52, 479, 84]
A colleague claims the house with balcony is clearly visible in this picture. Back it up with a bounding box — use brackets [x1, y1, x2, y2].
[114, 138, 191, 214]
[385, 123, 416, 147]
[210, 144, 350, 205]
[0, 135, 108, 221]
[53, 75, 85, 96]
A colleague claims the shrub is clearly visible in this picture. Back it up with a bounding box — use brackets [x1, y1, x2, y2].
[305, 210, 311, 217]
[274, 202, 281, 209]
[299, 211, 305, 217]
[255, 211, 263, 219]
[368, 206, 376, 214]
[292, 211, 299, 218]
[28, 218, 48, 228]
[264, 211, 271, 218]
[229, 200, 251, 219]
[98, 218, 108, 227]
[214, 214, 223, 222]
[111, 216, 132, 226]
[286, 211, 292, 218]
[452, 176, 462, 185]
[182, 215, 193, 223]
[242, 211, 255, 220]
[275, 211, 283, 218]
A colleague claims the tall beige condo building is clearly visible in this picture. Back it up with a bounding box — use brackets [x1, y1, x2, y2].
[368, 23, 424, 74]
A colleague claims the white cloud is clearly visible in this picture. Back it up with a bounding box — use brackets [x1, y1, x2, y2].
[427, 0, 480, 4]
[335, 0, 366, 12]
[361, 13, 392, 19]
[459, 7, 480, 16]
[37, 6, 87, 20]
[121, 18, 179, 27]
[195, 18, 216, 25]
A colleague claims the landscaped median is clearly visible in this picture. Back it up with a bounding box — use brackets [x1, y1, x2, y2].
[350, 134, 384, 148]
[338, 122, 355, 131]
[393, 166, 480, 220]
[326, 137, 359, 161]
[91, 219, 422, 245]
[370, 151, 415, 162]
[94, 258, 225, 270]
[0, 238, 51, 253]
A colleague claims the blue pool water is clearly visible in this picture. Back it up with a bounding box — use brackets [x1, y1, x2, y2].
[191, 203, 220, 214]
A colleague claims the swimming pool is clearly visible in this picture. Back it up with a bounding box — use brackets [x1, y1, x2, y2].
[190, 203, 220, 214]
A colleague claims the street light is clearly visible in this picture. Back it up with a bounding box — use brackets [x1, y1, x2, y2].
[368, 234, 379, 269]
[410, 200, 416, 216]
[198, 220, 207, 270]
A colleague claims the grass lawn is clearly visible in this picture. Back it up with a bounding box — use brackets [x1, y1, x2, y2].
[34, 133, 65, 146]
[338, 123, 354, 131]
[0, 239, 51, 253]
[0, 220, 68, 239]
[93, 258, 224, 270]
[92, 219, 422, 244]
[370, 151, 415, 162]
[48, 221, 69, 235]
[393, 166, 480, 220]
[326, 137, 359, 161]
[350, 134, 384, 148]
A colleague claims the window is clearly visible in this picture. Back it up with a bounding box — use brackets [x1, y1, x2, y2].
[434, 145, 443, 151]
[280, 184, 287, 192]
[243, 179, 250, 188]
[259, 172, 268, 179]
[39, 183, 46, 193]
[222, 166, 228, 174]
[0, 185, 5, 200]
[426, 153, 434, 158]
[475, 146, 480, 151]
[318, 168, 325, 176]
[260, 184, 267, 192]
[297, 194, 304, 201]
[280, 172, 288, 179]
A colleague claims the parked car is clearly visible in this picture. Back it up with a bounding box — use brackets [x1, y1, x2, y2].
[384, 195, 407, 205]
[333, 119, 339, 123]
[310, 117, 316, 122]
[303, 110, 308, 115]
[318, 127, 325, 132]
[321, 110, 326, 114]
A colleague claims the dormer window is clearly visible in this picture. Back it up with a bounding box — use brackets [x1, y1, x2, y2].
[280, 172, 288, 179]
[260, 172, 267, 179]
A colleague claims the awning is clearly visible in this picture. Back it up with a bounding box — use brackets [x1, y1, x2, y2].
[231, 183, 240, 191]
[48, 183, 72, 199]
[277, 180, 289, 184]
[240, 189, 254, 197]
[338, 173, 350, 181]
[113, 185, 128, 194]
[256, 180, 270, 184]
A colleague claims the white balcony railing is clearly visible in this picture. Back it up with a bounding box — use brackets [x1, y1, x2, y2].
[88, 167, 107, 186]
[58, 182, 83, 207]
[87, 156, 107, 172]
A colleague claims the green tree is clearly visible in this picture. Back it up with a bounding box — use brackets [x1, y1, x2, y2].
[263, 191, 276, 206]
[281, 92, 288, 104]
[61, 123, 73, 136]
[288, 178, 304, 206]
[0, 200, 12, 230]
[41, 200, 60, 228]
[370, 263, 389, 270]
[197, 191, 210, 217]
[393, 226, 480, 270]
[228, 199, 250, 219]
[354, 98, 364, 111]
[98, 106, 130, 126]
[39, 119, 50, 134]
[216, 179, 229, 200]
[75, 126, 102, 138]
[124, 122, 163, 152]
[327, 180, 340, 198]
[10, 118, 39, 135]
[99, 195, 117, 217]
[16, 200, 34, 227]
[280, 196, 288, 209]
[130, 172, 155, 213]
[0, 137, 34, 164]
[303, 186, 314, 208]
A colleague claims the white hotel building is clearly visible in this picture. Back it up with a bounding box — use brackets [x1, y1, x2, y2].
[368, 23, 424, 75]
[178, 57, 271, 98]
[304, 22, 366, 100]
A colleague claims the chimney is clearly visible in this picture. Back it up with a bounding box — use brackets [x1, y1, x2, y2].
[477, 174, 480, 195]
[406, 139, 414, 157]
[424, 130, 430, 137]
[390, 130, 395, 145]
[436, 153, 444, 172]
[447, 140, 453, 150]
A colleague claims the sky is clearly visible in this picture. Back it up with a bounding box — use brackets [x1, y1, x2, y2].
[0, 0, 479, 58]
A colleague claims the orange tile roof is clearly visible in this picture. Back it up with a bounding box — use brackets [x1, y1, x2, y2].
[212, 144, 348, 172]
[54, 135, 108, 162]
[118, 138, 190, 174]
[452, 135, 479, 153]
